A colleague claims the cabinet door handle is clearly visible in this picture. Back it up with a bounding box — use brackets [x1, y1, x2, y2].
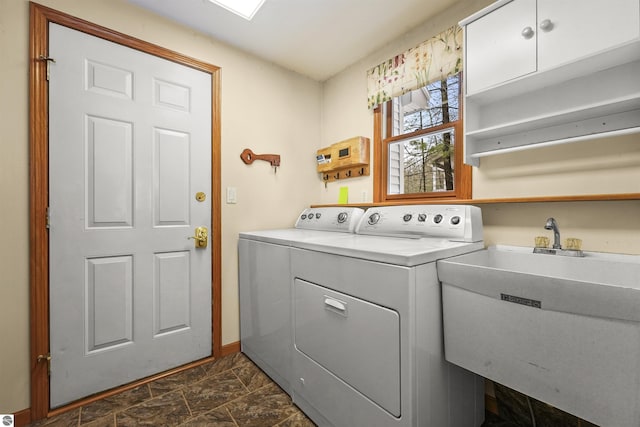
[521, 26, 535, 39]
[539, 19, 554, 32]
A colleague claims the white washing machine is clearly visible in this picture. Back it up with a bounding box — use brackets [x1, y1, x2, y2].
[290, 205, 486, 427]
[238, 207, 364, 395]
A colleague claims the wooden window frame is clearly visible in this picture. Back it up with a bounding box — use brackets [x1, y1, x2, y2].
[373, 78, 472, 203]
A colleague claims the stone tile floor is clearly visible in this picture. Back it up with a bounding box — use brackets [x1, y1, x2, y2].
[28, 353, 316, 427]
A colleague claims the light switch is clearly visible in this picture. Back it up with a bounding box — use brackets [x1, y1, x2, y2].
[226, 187, 237, 204]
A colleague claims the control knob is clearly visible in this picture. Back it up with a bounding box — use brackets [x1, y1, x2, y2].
[433, 214, 443, 224]
[418, 213, 427, 222]
[403, 214, 412, 222]
[337, 212, 348, 223]
[451, 216, 461, 225]
[368, 212, 380, 225]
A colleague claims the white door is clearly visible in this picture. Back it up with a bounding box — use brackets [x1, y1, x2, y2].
[48, 23, 212, 407]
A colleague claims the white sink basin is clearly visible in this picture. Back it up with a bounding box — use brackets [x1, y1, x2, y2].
[438, 246, 640, 427]
[438, 245, 640, 322]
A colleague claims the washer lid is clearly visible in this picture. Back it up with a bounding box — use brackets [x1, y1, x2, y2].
[238, 228, 349, 245]
[293, 234, 485, 266]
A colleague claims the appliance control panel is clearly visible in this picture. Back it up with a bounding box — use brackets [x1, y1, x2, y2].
[295, 207, 365, 233]
[356, 205, 483, 242]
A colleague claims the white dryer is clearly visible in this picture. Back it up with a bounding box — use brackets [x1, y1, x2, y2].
[238, 207, 364, 395]
[290, 205, 486, 427]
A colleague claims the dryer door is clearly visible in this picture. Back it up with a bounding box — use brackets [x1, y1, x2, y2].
[294, 278, 401, 416]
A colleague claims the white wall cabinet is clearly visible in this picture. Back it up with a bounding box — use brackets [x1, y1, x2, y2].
[461, 0, 640, 165]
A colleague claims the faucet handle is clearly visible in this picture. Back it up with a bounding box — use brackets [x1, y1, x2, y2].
[565, 238, 582, 251]
[534, 236, 550, 248]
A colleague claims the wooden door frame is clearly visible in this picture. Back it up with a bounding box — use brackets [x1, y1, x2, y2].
[29, 2, 222, 420]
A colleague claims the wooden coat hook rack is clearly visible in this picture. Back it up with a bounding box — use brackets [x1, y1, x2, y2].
[317, 137, 370, 186]
[240, 148, 281, 173]
[321, 166, 369, 183]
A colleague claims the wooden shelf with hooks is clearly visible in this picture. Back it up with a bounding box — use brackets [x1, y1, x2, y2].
[317, 136, 370, 182]
[321, 165, 370, 183]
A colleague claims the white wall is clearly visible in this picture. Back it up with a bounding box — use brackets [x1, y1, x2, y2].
[473, 134, 640, 198]
[0, 0, 31, 414]
[0, 0, 321, 413]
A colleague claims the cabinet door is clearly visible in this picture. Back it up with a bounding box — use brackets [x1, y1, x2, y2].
[465, 0, 537, 94]
[538, 0, 640, 70]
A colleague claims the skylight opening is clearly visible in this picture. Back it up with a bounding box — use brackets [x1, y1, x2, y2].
[208, 0, 266, 20]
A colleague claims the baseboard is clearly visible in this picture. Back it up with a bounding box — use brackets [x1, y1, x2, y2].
[220, 341, 240, 356]
[13, 407, 31, 427]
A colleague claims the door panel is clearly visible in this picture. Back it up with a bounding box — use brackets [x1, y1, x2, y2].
[86, 59, 133, 99]
[49, 23, 212, 407]
[154, 251, 191, 335]
[87, 116, 134, 227]
[86, 256, 134, 352]
[154, 78, 191, 111]
[155, 129, 190, 226]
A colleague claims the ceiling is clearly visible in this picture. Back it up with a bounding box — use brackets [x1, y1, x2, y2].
[127, 0, 459, 81]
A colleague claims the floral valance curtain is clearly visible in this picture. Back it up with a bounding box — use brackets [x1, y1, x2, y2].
[367, 25, 463, 109]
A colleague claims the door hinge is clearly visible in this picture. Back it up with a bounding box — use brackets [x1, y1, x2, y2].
[37, 353, 52, 376]
[46, 206, 50, 229]
[38, 55, 56, 81]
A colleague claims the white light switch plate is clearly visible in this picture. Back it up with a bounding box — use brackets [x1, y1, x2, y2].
[226, 187, 237, 204]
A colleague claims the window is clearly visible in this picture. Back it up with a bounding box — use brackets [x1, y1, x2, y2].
[374, 72, 471, 202]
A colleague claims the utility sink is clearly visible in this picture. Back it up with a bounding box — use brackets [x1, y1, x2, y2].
[438, 246, 640, 427]
[439, 245, 640, 322]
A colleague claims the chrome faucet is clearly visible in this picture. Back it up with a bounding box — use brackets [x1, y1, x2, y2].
[545, 217, 561, 249]
[534, 217, 583, 257]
